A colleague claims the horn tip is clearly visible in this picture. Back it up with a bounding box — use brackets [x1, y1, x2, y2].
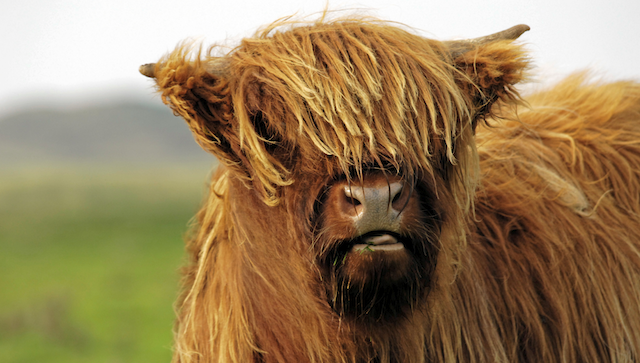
[514, 24, 531, 35]
[139, 63, 156, 78]
[505, 24, 531, 40]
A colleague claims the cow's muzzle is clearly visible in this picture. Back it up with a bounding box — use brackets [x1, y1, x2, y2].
[330, 173, 413, 251]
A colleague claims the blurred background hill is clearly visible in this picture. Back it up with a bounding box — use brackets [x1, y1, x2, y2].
[0, 102, 210, 165]
[0, 101, 214, 363]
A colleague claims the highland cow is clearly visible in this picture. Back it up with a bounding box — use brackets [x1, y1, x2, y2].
[140, 15, 640, 362]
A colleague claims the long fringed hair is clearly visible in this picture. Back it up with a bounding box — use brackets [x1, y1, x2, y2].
[470, 75, 640, 361]
[148, 15, 640, 363]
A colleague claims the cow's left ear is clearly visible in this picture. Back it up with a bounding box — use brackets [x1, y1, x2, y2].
[141, 51, 291, 205]
[447, 25, 530, 130]
[140, 51, 244, 168]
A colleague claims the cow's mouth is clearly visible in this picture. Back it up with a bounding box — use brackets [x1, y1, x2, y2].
[323, 229, 433, 321]
[351, 231, 405, 252]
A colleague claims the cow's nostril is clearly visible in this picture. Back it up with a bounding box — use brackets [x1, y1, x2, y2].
[346, 195, 362, 206]
[390, 182, 411, 212]
[344, 186, 365, 206]
[392, 189, 402, 204]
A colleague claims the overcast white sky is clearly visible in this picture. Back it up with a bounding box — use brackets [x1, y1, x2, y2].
[2, 0, 638, 116]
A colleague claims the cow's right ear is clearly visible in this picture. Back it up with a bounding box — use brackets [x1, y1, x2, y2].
[140, 51, 241, 168]
[444, 25, 530, 131]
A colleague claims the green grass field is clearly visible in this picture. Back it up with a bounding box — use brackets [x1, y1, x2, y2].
[0, 165, 213, 363]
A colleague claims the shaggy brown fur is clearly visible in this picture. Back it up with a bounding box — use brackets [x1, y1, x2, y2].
[143, 15, 640, 363]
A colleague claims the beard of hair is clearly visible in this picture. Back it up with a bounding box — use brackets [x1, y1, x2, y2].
[316, 208, 441, 322]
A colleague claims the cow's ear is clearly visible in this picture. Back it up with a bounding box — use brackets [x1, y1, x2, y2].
[447, 25, 530, 130]
[141, 51, 291, 205]
[140, 51, 240, 167]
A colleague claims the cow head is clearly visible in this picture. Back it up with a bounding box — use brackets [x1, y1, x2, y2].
[141, 18, 528, 322]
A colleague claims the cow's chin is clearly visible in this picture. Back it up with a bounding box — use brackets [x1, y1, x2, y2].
[322, 232, 435, 322]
